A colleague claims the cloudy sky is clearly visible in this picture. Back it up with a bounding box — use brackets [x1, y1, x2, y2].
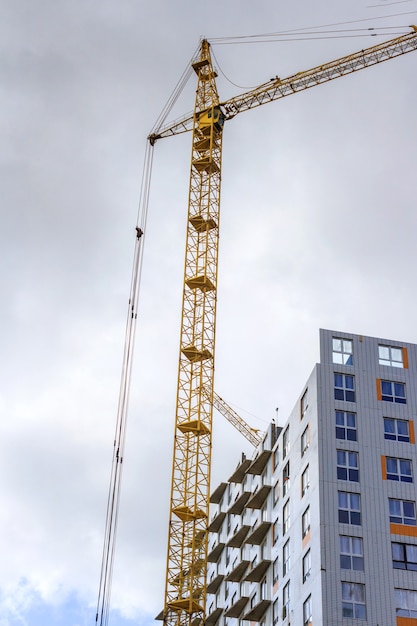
[1, 1, 417, 625]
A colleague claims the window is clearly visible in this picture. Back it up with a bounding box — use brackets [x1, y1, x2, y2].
[303, 595, 312, 626]
[273, 599, 279, 625]
[379, 344, 404, 368]
[302, 506, 310, 538]
[340, 536, 364, 571]
[386, 457, 413, 482]
[338, 491, 361, 525]
[302, 549, 311, 582]
[389, 499, 416, 525]
[302, 465, 310, 497]
[273, 447, 279, 470]
[283, 539, 290, 576]
[380, 379, 406, 403]
[395, 589, 417, 618]
[301, 424, 309, 455]
[260, 578, 267, 600]
[225, 547, 230, 566]
[273, 518, 279, 544]
[337, 450, 359, 482]
[301, 389, 308, 418]
[261, 538, 267, 559]
[333, 337, 353, 365]
[273, 557, 279, 584]
[384, 417, 410, 442]
[392, 542, 417, 571]
[335, 411, 357, 441]
[334, 373, 355, 402]
[282, 581, 290, 619]
[341, 582, 366, 619]
[283, 500, 290, 535]
[273, 480, 280, 505]
[283, 427, 290, 458]
[283, 462, 290, 496]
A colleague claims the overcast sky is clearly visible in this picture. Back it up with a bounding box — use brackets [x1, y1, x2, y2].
[1, 1, 417, 625]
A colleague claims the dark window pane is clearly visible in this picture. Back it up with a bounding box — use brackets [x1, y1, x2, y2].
[381, 381, 392, 395]
[352, 557, 363, 571]
[347, 430, 357, 441]
[338, 468, 347, 480]
[345, 391, 355, 402]
[336, 427, 345, 439]
[403, 502, 415, 518]
[349, 469, 359, 482]
[394, 383, 405, 397]
[342, 604, 354, 618]
[382, 394, 393, 402]
[384, 418, 395, 434]
[350, 512, 361, 525]
[340, 555, 351, 569]
[335, 389, 344, 401]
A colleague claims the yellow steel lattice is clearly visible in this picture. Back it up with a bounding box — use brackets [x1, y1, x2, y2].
[164, 41, 223, 626]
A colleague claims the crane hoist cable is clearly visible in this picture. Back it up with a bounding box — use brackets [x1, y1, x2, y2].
[95, 43, 199, 625]
[95, 141, 154, 626]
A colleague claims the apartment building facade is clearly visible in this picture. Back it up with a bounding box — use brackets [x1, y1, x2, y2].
[206, 329, 417, 626]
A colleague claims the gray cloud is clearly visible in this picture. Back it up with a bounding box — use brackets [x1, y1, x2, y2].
[1, 0, 416, 623]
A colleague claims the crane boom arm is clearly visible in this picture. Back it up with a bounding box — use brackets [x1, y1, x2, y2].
[149, 26, 417, 143]
[222, 26, 417, 118]
[202, 387, 263, 447]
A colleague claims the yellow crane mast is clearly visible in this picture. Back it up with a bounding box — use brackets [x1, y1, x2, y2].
[150, 27, 417, 626]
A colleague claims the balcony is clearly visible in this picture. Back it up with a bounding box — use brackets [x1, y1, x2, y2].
[210, 482, 227, 504]
[242, 599, 271, 622]
[228, 457, 252, 483]
[206, 607, 223, 624]
[245, 521, 271, 545]
[224, 596, 249, 618]
[207, 542, 225, 563]
[247, 450, 272, 475]
[207, 511, 226, 533]
[206, 574, 224, 594]
[227, 524, 250, 548]
[225, 560, 250, 582]
[246, 485, 271, 509]
[228, 491, 251, 515]
[244, 559, 271, 582]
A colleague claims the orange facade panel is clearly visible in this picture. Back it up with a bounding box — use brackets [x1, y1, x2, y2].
[390, 523, 417, 537]
[397, 617, 417, 626]
[403, 347, 409, 369]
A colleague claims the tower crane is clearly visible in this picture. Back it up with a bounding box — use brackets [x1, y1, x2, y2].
[148, 27, 417, 626]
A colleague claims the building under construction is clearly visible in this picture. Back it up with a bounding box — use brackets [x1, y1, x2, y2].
[205, 329, 417, 626]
